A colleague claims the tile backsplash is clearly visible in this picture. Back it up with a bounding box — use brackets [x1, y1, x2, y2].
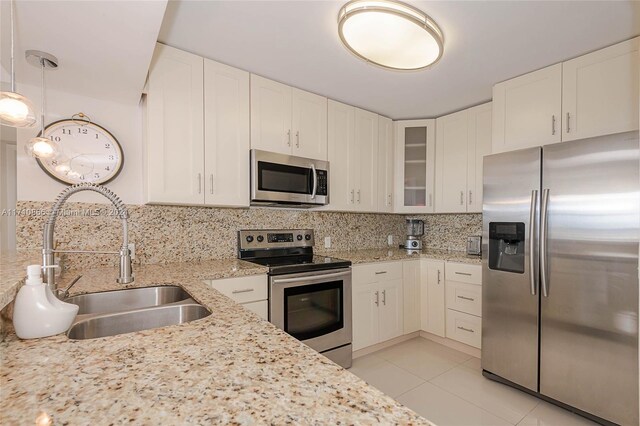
[16, 201, 481, 269]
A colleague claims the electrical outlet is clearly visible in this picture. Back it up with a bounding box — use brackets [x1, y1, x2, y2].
[387, 235, 393, 246]
[324, 236, 331, 249]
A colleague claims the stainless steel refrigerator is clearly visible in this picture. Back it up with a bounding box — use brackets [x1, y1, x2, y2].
[481, 131, 639, 425]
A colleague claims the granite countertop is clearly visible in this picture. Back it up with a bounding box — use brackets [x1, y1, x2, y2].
[320, 248, 482, 265]
[0, 256, 429, 425]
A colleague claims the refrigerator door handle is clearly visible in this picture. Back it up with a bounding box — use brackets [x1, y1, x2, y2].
[529, 189, 538, 295]
[540, 188, 550, 297]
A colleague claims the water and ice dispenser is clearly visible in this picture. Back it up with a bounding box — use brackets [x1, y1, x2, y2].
[488, 222, 525, 273]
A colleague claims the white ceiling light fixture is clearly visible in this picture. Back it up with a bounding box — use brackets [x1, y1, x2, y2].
[337, 0, 444, 71]
[24, 50, 59, 159]
[0, 0, 36, 127]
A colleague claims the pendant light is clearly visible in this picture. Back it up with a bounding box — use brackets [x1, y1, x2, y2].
[338, 0, 444, 71]
[24, 50, 59, 159]
[0, 0, 36, 127]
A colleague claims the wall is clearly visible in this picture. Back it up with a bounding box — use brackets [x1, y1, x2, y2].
[409, 213, 482, 252]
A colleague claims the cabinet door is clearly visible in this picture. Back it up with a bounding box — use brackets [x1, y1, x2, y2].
[378, 278, 404, 342]
[354, 108, 379, 212]
[421, 259, 445, 337]
[203, 59, 250, 207]
[466, 103, 492, 213]
[492, 64, 562, 153]
[435, 109, 469, 213]
[146, 43, 204, 205]
[292, 88, 328, 160]
[250, 74, 292, 155]
[562, 37, 639, 141]
[352, 282, 380, 351]
[402, 260, 421, 333]
[327, 100, 357, 211]
[377, 116, 394, 213]
[394, 120, 436, 213]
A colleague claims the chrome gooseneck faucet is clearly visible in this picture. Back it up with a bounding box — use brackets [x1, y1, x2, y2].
[43, 183, 134, 295]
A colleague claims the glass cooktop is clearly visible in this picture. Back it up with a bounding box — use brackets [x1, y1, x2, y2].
[246, 254, 351, 275]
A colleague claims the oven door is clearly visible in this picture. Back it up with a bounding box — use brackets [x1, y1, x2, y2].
[269, 268, 351, 353]
[251, 149, 329, 206]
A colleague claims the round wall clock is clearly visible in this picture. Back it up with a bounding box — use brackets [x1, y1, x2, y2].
[35, 113, 124, 185]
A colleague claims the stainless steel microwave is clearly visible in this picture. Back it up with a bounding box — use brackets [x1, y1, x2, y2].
[250, 150, 329, 207]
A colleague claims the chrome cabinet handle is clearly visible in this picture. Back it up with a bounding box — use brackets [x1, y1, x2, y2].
[310, 164, 317, 200]
[529, 189, 538, 296]
[551, 115, 556, 135]
[198, 173, 202, 194]
[375, 271, 387, 275]
[460, 191, 464, 205]
[437, 269, 441, 284]
[457, 295, 475, 301]
[566, 113, 570, 133]
[455, 272, 472, 276]
[388, 193, 392, 206]
[382, 289, 386, 306]
[540, 188, 550, 297]
[468, 190, 472, 205]
[287, 129, 291, 146]
[350, 189, 354, 204]
[457, 326, 474, 333]
[357, 190, 361, 204]
[375, 291, 379, 306]
[296, 130, 300, 148]
[232, 288, 255, 294]
[210, 174, 214, 195]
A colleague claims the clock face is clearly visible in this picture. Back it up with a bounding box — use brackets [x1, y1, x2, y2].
[36, 119, 124, 185]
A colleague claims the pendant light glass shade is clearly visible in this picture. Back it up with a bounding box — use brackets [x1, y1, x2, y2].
[338, 0, 444, 71]
[24, 136, 59, 158]
[2, 0, 36, 128]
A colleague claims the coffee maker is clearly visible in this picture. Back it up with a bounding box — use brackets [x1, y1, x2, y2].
[405, 219, 424, 250]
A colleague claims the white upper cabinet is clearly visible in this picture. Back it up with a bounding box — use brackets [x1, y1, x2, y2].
[377, 116, 394, 213]
[492, 64, 562, 153]
[327, 100, 356, 211]
[466, 103, 492, 213]
[292, 88, 328, 159]
[146, 44, 205, 205]
[394, 120, 436, 213]
[562, 37, 639, 141]
[203, 59, 250, 207]
[435, 109, 469, 213]
[250, 75, 292, 155]
[354, 108, 379, 212]
[250, 75, 327, 160]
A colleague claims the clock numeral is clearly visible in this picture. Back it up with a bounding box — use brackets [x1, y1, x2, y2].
[95, 133, 99, 139]
[108, 155, 115, 160]
[105, 143, 111, 149]
[62, 128, 71, 135]
[78, 128, 88, 134]
[94, 173, 100, 179]
[50, 136, 61, 142]
[79, 175, 85, 181]
[51, 160, 58, 166]
[105, 166, 111, 171]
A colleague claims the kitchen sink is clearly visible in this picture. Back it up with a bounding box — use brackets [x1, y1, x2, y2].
[65, 285, 192, 315]
[67, 303, 211, 340]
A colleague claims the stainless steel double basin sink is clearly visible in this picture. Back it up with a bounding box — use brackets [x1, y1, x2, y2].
[65, 285, 211, 340]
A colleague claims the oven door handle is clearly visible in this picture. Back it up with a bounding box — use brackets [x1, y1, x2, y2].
[310, 164, 318, 200]
[271, 270, 350, 285]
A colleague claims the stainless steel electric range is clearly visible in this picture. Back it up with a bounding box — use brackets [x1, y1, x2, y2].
[238, 229, 352, 368]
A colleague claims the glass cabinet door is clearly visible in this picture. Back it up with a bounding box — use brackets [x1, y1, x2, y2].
[395, 119, 435, 213]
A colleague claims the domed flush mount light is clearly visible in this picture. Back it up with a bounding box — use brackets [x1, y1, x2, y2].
[337, 0, 444, 71]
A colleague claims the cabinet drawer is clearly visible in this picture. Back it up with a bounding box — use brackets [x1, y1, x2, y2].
[353, 261, 403, 284]
[446, 281, 482, 316]
[446, 309, 482, 348]
[242, 300, 268, 320]
[208, 275, 267, 304]
[446, 262, 482, 285]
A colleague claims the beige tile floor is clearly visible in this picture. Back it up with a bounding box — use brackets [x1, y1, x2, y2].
[348, 337, 599, 426]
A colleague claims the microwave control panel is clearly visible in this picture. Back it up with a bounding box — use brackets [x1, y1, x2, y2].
[316, 170, 328, 196]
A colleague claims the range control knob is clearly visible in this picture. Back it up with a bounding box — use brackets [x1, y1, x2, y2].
[246, 235, 254, 243]
[411, 241, 418, 248]
[257, 235, 264, 242]
[305, 234, 312, 241]
[297, 235, 303, 241]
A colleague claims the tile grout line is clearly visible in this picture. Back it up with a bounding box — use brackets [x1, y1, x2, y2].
[514, 401, 541, 426]
[393, 379, 428, 400]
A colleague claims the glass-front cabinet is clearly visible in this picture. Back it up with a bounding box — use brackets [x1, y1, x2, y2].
[394, 119, 436, 213]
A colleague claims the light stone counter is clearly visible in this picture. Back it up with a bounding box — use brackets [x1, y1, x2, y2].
[0, 258, 429, 425]
[320, 248, 482, 266]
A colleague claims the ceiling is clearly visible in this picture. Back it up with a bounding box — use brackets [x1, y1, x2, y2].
[0, 1, 167, 106]
[159, 1, 640, 120]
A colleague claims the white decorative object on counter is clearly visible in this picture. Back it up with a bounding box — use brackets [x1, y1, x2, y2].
[13, 265, 78, 339]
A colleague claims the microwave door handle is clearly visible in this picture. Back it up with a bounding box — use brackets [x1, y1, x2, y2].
[310, 164, 317, 199]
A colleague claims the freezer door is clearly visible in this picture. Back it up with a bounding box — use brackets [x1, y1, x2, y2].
[482, 146, 541, 392]
[540, 132, 639, 425]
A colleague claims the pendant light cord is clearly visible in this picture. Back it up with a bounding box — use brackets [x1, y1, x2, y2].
[10, 0, 15, 92]
[40, 59, 45, 135]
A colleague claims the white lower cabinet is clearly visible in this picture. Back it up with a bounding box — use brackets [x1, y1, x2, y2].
[444, 262, 482, 348]
[402, 260, 421, 334]
[446, 309, 482, 348]
[420, 259, 446, 337]
[352, 262, 404, 351]
[206, 275, 268, 320]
